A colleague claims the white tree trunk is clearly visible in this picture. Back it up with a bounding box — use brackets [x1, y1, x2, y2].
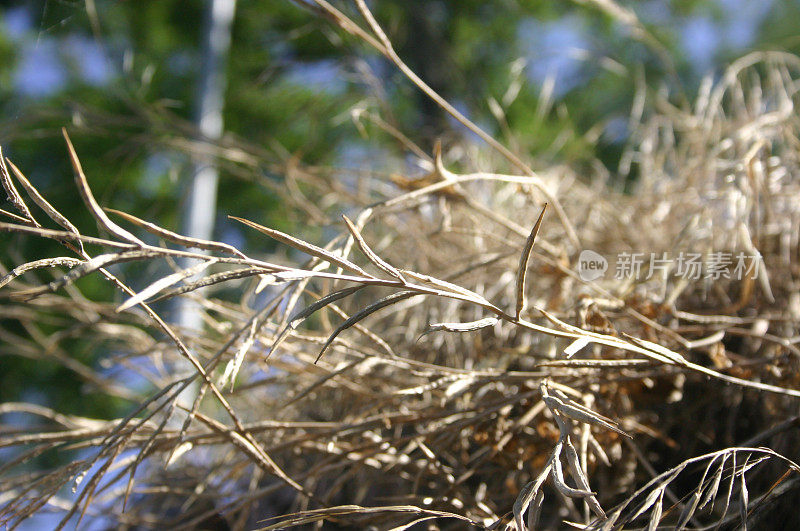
[175, 0, 237, 407]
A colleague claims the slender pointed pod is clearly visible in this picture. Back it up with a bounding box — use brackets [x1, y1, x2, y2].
[515, 203, 547, 320]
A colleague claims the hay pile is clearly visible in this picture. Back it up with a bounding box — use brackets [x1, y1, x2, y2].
[2, 47, 800, 530]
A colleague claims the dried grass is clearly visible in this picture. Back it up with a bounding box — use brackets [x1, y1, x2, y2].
[2, 5, 800, 530]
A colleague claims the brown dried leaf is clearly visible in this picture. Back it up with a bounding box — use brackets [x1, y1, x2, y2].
[62, 129, 144, 246]
[317, 291, 418, 362]
[230, 215, 370, 278]
[0, 149, 38, 226]
[0, 257, 83, 289]
[6, 159, 84, 254]
[116, 258, 218, 312]
[515, 203, 547, 320]
[423, 317, 499, 336]
[342, 214, 405, 282]
[106, 208, 247, 258]
[512, 480, 538, 531]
